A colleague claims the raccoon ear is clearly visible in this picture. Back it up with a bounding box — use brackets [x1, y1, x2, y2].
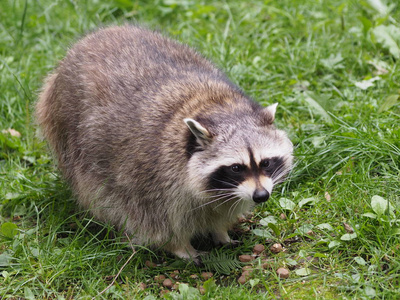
[262, 103, 278, 125]
[184, 118, 213, 146]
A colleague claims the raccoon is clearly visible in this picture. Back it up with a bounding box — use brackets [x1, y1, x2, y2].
[36, 25, 293, 262]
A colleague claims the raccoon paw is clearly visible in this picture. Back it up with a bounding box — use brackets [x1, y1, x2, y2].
[211, 231, 236, 247]
[190, 250, 209, 267]
[169, 244, 205, 265]
[192, 255, 204, 267]
[224, 239, 242, 248]
[213, 237, 242, 249]
[177, 251, 206, 267]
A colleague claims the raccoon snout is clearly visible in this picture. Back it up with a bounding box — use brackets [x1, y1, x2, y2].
[252, 189, 270, 203]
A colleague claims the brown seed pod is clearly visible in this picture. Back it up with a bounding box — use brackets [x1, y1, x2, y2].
[239, 254, 254, 262]
[241, 270, 252, 279]
[199, 286, 206, 295]
[238, 275, 248, 284]
[154, 275, 166, 282]
[201, 272, 213, 280]
[160, 290, 170, 296]
[242, 265, 253, 272]
[270, 243, 283, 253]
[145, 260, 156, 268]
[253, 244, 265, 254]
[162, 279, 174, 289]
[170, 270, 180, 279]
[138, 282, 147, 290]
[261, 258, 274, 270]
[276, 267, 290, 279]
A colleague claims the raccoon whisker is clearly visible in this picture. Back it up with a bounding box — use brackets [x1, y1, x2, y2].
[272, 168, 291, 184]
[207, 192, 236, 199]
[198, 188, 236, 195]
[272, 168, 290, 183]
[272, 176, 287, 185]
[213, 191, 246, 212]
[191, 194, 235, 211]
[227, 198, 244, 219]
[231, 191, 248, 199]
[197, 194, 236, 205]
[272, 170, 286, 183]
[209, 178, 241, 188]
[271, 163, 285, 178]
[271, 164, 291, 183]
[204, 194, 233, 203]
[196, 190, 237, 201]
[194, 195, 235, 211]
[213, 195, 238, 210]
[273, 178, 286, 185]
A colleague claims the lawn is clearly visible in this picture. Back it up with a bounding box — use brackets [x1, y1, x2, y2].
[1, 0, 399, 299]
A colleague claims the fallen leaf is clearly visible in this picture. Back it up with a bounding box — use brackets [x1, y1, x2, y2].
[354, 256, 366, 266]
[303, 92, 333, 125]
[324, 192, 331, 202]
[1, 128, 21, 138]
[295, 267, 311, 276]
[298, 197, 318, 208]
[355, 76, 380, 90]
[316, 223, 334, 231]
[320, 53, 344, 69]
[371, 195, 389, 216]
[378, 94, 399, 113]
[279, 198, 296, 211]
[340, 233, 357, 241]
[367, 0, 391, 15]
[372, 24, 400, 59]
[343, 222, 354, 233]
[328, 240, 341, 248]
[368, 60, 389, 75]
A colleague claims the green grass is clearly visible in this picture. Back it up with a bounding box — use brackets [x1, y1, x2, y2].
[1, 0, 399, 299]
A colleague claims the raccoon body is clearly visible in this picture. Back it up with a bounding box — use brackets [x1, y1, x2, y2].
[36, 25, 293, 261]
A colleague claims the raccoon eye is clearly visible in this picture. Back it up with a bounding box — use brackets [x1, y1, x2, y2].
[260, 159, 270, 169]
[231, 164, 243, 173]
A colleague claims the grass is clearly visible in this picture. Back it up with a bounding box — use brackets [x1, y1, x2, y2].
[1, 0, 399, 298]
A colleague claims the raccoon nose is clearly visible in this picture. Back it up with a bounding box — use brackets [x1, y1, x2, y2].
[252, 189, 270, 203]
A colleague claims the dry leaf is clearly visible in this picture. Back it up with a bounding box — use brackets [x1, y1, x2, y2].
[2, 128, 21, 138]
[343, 223, 354, 233]
[324, 192, 331, 202]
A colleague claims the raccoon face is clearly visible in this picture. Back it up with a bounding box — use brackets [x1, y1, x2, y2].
[185, 103, 293, 207]
[207, 154, 286, 203]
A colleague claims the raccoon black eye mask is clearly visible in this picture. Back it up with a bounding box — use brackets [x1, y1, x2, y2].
[36, 25, 293, 263]
[208, 156, 286, 203]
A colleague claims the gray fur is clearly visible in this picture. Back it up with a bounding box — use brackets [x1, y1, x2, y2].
[36, 25, 293, 260]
